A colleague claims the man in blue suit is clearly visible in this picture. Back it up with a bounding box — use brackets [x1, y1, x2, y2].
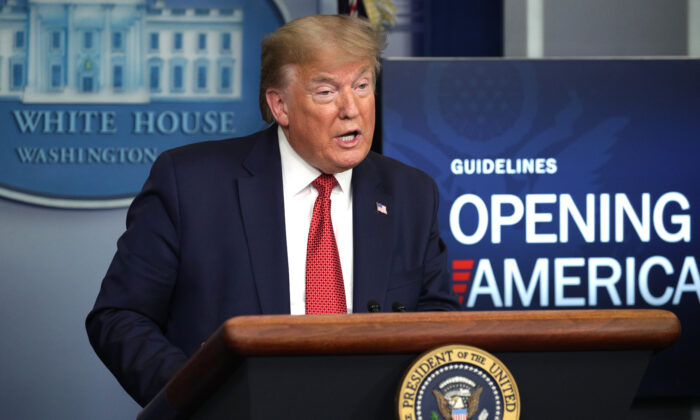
[86, 14, 460, 407]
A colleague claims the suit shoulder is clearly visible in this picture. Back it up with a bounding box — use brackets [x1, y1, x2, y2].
[151, 127, 276, 176]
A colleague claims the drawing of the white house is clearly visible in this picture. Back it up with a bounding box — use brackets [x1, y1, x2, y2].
[0, 0, 243, 103]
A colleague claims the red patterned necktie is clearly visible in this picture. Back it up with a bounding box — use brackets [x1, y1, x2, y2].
[305, 174, 347, 314]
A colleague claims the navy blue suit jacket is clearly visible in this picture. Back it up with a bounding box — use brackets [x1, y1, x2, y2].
[86, 125, 459, 406]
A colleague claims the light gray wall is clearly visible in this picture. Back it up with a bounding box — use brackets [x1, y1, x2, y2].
[503, 0, 528, 57]
[505, 0, 690, 57]
[0, 200, 138, 419]
[545, 0, 687, 56]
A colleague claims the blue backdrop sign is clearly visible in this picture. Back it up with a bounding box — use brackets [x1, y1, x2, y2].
[0, 0, 284, 208]
[382, 58, 700, 397]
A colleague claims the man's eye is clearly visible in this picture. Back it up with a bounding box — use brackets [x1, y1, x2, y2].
[357, 83, 369, 90]
[315, 88, 334, 96]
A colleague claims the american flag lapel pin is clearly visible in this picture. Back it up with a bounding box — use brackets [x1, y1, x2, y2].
[376, 202, 388, 215]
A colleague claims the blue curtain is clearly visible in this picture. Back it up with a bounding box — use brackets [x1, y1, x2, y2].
[423, 0, 503, 57]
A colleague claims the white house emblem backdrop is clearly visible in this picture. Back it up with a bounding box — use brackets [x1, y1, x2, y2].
[0, 0, 285, 208]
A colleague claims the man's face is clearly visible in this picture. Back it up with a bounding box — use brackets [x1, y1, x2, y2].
[271, 55, 375, 174]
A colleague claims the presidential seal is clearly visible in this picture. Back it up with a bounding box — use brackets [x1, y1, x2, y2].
[397, 345, 520, 420]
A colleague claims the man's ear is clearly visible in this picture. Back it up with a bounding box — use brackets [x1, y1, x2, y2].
[266, 88, 289, 127]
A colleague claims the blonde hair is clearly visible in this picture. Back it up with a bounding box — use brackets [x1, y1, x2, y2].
[259, 14, 385, 123]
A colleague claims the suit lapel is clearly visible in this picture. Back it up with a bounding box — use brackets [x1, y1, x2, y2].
[238, 127, 291, 314]
[352, 156, 394, 313]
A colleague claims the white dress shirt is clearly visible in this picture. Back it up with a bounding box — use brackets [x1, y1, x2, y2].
[278, 126, 354, 314]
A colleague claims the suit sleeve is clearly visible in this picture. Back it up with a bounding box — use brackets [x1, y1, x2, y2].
[86, 151, 188, 406]
[416, 178, 462, 311]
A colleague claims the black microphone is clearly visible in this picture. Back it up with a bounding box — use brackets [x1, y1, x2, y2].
[367, 299, 381, 313]
[392, 302, 407, 312]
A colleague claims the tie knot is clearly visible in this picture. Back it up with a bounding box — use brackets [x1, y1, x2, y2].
[312, 174, 337, 198]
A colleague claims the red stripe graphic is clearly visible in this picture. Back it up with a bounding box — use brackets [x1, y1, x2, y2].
[451, 259, 475, 307]
[452, 259, 474, 270]
[452, 272, 471, 281]
[452, 284, 467, 293]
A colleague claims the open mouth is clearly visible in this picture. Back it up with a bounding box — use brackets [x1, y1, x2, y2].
[337, 130, 360, 142]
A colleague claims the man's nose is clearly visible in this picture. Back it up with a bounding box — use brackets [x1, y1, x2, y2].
[337, 88, 360, 119]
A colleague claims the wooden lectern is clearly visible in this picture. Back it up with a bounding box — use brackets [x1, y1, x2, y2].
[138, 309, 679, 420]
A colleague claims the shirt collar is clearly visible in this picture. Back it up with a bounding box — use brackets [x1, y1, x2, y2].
[278, 125, 353, 197]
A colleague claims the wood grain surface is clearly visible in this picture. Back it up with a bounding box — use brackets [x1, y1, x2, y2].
[220, 309, 680, 354]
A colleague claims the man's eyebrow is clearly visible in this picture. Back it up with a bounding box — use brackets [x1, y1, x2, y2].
[308, 67, 373, 86]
